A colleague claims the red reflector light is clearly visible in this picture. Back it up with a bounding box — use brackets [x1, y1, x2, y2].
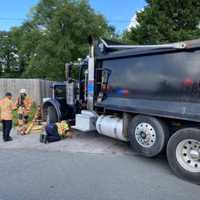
[183, 78, 193, 86]
[123, 89, 129, 96]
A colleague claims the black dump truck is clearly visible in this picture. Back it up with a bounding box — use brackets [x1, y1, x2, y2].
[43, 37, 200, 184]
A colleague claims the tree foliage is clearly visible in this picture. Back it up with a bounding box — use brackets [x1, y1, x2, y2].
[0, 31, 20, 77]
[124, 0, 200, 44]
[0, 0, 114, 80]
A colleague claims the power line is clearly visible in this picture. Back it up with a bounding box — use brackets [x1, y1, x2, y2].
[108, 20, 134, 22]
[0, 17, 133, 21]
[108, 21, 134, 24]
[0, 17, 134, 25]
[0, 17, 25, 21]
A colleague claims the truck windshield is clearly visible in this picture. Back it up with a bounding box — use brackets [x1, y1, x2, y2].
[54, 85, 66, 100]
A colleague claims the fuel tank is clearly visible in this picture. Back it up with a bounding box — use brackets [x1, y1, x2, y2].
[95, 39, 200, 122]
[96, 115, 128, 141]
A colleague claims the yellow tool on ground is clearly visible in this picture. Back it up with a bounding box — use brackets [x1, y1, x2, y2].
[25, 105, 43, 134]
[18, 105, 43, 135]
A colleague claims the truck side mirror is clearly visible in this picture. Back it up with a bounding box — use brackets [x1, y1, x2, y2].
[102, 68, 111, 85]
[65, 63, 73, 81]
[97, 68, 112, 102]
[88, 35, 94, 46]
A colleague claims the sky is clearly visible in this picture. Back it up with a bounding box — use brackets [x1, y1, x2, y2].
[0, 0, 146, 33]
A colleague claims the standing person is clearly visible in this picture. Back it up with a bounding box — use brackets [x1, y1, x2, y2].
[16, 89, 32, 134]
[0, 92, 16, 142]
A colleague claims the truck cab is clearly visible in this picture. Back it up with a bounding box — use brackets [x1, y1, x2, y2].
[43, 60, 88, 124]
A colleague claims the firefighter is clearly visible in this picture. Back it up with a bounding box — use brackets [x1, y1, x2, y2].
[16, 89, 32, 134]
[41, 121, 72, 143]
[0, 92, 16, 142]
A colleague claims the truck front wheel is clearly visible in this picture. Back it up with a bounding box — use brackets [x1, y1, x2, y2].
[128, 115, 169, 157]
[47, 106, 58, 123]
[167, 128, 200, 184]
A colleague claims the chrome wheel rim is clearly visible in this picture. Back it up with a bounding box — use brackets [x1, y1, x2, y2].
[135, 123, 156, 148]
[176, 139, 200, 173]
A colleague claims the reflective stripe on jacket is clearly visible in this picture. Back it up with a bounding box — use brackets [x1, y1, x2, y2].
[16, 96, 32, 115]
[24, 96, 32, 113]
[0, 97, 16, 120]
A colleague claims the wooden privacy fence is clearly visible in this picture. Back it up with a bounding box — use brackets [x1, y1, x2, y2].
[0, 79, 54, 105]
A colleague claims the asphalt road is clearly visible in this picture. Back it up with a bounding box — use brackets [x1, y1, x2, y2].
[0, 149, 199, 200]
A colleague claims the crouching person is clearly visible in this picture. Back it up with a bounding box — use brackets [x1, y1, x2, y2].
[40, 121, 72, 143]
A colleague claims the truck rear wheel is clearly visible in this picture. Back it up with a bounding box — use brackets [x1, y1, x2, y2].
[128, 115, 169, 157]
[167, 128, 200, 184]
[47, 106, 58, 123]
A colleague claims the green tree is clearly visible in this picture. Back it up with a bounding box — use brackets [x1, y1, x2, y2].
[124, 0, 200, 44]
[10, 22, 42, 75]
[10, 0, 114, 80]
[0, 31, 19, 77]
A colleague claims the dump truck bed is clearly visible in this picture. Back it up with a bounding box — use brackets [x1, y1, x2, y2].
[95, 39, 200, 122]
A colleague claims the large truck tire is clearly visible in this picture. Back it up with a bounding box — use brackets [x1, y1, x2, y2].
[128, 115, 169, 157]
[47, 106, 58, 123]
[167, 128, 200, 184]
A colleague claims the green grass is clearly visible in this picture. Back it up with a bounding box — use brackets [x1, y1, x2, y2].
[0, 103, 37, 131]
